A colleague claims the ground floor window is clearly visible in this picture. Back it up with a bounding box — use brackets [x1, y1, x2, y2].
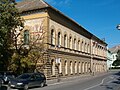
[70, 61, 73, 74]
[79, 62, 81, 73]
[65, 61, 68, 74]
[59, 60, 62, 74]
[51, 59, 55, 75]
[75, 61, 77, 74]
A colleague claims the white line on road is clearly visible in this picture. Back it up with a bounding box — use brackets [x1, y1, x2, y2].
[48, 77, 90, 86]
[83, 77, 109, 90]
[49, 82, 64, 86]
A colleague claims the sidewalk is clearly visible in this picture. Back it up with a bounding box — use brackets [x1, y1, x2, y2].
[46, 72, 108, 85]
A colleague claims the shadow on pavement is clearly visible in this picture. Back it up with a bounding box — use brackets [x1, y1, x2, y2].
[99, 71, 120, 90]
[112, 80, 120, 84]
[0, 86, 8, 90]
[113, 71, 120, 76]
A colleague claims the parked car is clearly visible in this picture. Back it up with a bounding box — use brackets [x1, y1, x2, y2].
[8, 72, 46, 90]
[0, 78, 2, 88]
[0, 74, 3, 88]
[0, 71, 15, 84]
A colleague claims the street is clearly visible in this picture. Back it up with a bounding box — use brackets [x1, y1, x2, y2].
[1, 70, 120, 90]
[39, 70, 120, 90]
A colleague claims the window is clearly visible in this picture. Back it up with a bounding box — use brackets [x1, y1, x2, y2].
[24, 30, 29, 45]
[69, 37, 72, 49]
[75, 61, 77, 73]
[79, 62, 81, 73]
[78, 40, 80, 51]
[113, 55, 114, 59]
[58, 32, 61, 47]
[81, 41, 83, 52]
[84, 43, 86, 52]
[59, 60, 62, 73]
[65, 61, 68, 74]
[51, 29, 54, 45]
[70, 61, 73, 74]
[51, 60, 55, 75]
[82, 62, 84, 73]
[74, 39, 76, 50]
[87, 44, 89, 53]
[64, 34, 67, 48]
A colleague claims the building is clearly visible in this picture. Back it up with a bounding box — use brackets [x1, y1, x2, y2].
[17, 0, 107, 79]
[107, 49, 112, 69]
[109, 45, 120, 68]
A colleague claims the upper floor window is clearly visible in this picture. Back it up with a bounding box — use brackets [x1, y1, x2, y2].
[74, 38, 76, 50]
[69, 37, 72, 49]
[78, 40, 80, 51]
[64, 34, 67, 48]
[81, 41, 83, 52]
[58, 32, 61, 47]
[24, 30, 29, 45]
[87, 44, 89, 53]
[84, 43, 86, 52]
[51, 29, 55, 45]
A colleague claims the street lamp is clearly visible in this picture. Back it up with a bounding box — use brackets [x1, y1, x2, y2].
[116, 24, 120, 30]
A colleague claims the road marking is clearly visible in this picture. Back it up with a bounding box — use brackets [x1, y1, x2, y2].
[83, 76, 116, 90]
[48, 75, 116, 89]
[49, 82, 64, 86]
[83, 77, 107, 90]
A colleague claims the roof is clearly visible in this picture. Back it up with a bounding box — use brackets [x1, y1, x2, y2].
[16, 0, 49, 12]
[16, 0, 107, 45]
[109, 45, 120, 53]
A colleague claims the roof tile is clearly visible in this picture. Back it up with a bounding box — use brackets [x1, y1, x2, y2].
[16, 0, 49, 12]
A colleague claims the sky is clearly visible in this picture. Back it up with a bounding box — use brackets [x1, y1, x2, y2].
[17, 0, 120, 48]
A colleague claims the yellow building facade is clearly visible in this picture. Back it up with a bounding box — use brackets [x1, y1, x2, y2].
[17, 0, 107, 79]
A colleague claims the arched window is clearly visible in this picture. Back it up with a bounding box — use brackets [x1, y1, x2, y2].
[79, 62, 81, 73]
[24, 30, 29, 45]
[82, 62, 84, 73]
[87, 44, 89, 53]
[65, 61, 68, 74]
[51, 29, 54, 45]
[64, 34, 67, 48]
[69, 37, 72, 49]
[58, 32, 61, 47]
[81, 41, 83, 52]
[59, 60, 62, 73]
[78, 40, 80, 51]
[84, 43, 86, 52]
[74, 38, 76, 50]
[51, 60, 55, 75]
[75, 61, 77, 73]
[70, 61, 73, 74]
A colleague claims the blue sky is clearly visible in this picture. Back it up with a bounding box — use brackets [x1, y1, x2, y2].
[17, 0, 120, 48]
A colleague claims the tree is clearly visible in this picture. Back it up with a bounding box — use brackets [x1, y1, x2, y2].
[0, 0, 24, 71]
[8, 19, 48, 74]
[112, 50, 120, 67]
[0, 0, 47, 74]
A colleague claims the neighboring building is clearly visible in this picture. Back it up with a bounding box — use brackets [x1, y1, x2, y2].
[107, 49, 112, 69]
[16, 0, 107, 79]
[109, 45, 120, 68]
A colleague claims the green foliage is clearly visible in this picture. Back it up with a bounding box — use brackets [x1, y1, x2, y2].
[0, 0, 46, 74]
[112, 59, 120, 66]
[112, 50, 120, 67]
[8, 52, 32, 74]
[0, 0, 24, 71]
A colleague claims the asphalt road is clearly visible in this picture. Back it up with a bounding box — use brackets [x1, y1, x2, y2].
[1, 70, 120, 90]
